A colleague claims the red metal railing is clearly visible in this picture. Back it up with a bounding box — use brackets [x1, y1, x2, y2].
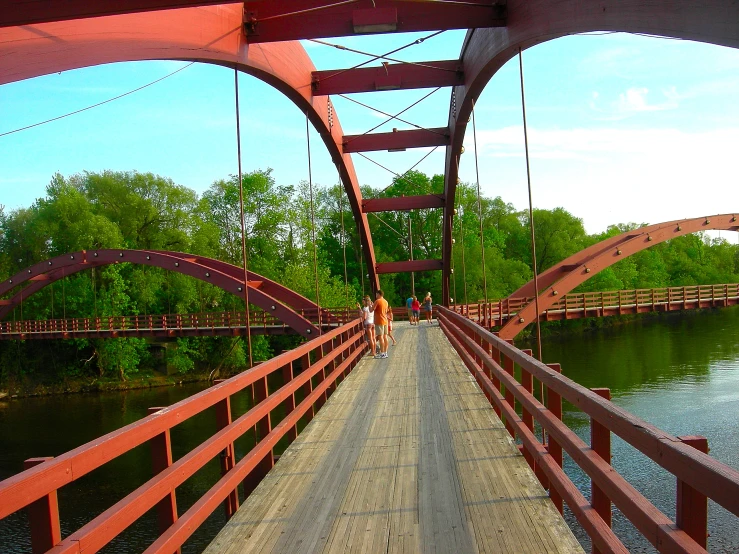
[456, 283, 739, 326]
[0, 318, 367, 553]
[437, 305, 739, 553]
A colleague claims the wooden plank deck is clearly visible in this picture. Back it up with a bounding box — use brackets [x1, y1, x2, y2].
[205, 322, 583, 554]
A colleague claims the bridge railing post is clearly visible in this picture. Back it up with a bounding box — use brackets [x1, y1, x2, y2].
[546, 363, 564, 515]
[280, 360, 297, 442]
[520, 349, 536, 474]
[501, 343, 516, 438]
[300, 352, 315, 422]
[23, 457, 61, 554]
[146, 407, 180, 553]
[676, 435, 709, 549]
[212, 381, 239, 519]
[590, 388, 612, 554]
[243, 376, 274, 499]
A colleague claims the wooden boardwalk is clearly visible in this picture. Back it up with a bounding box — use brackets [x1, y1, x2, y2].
[205, 323, 583, 554]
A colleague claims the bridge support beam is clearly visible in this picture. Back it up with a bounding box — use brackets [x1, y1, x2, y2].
[312, 60, 463, 96]
[376, 259, 443, 274]
[362, 194, 445, 213]
[343, 128, 449, 153]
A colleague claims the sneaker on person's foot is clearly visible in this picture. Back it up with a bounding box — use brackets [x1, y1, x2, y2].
[382, 352, 389, 359]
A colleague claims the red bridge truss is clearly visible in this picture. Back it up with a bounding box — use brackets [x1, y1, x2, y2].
[0, 249, 328, 338]
[499, 214, 739, 339]
[2, 0, 739, 302]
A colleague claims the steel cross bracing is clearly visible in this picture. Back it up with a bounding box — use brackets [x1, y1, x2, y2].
[2, 1, 739, 305]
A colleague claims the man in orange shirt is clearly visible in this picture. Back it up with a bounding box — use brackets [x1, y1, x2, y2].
[372, 289, 390, 359]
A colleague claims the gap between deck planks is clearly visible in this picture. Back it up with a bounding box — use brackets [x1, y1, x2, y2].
[204, 322, 584, 554]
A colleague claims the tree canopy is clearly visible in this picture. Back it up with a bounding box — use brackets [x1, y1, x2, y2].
[0, 168, 736, 384]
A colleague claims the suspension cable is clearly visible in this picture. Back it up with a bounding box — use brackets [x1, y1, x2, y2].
[234, 67, 254, 368]
[459, 205, 469, 306]
[340, 88, 443, 143]
[257, 0, 358, 22]
[371, 212, 405, 237]
[338, 170, 350, 308]
[311, 39, 458, 74]
[1, 62, 195, 139]
[519, 48, 543, 362]
[377, 146, 439, 194]
[306, 113, 322, 331]
[471, 98, 488, 303]
[313, 30, 445, 83]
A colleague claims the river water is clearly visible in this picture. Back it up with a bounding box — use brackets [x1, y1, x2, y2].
[0, 307, 737, 553]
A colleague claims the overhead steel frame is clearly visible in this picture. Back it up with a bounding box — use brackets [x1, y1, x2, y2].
[0, 249, 324, 337]
[441, 0, 739, 304]
[2, 1, 739, 303]
[0, 5, 382, 292]
[498, 214, 739, 339]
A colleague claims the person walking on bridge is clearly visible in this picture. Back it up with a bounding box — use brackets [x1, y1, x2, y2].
[423, 292, 433, 324]
[411, 296, 421, 324]
[357, 296, 376, 357]
[406, 295, 414, 325]
[372, 290, 390, 359]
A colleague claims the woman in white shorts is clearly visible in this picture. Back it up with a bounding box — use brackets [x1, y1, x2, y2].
[357, 296, 376, 356]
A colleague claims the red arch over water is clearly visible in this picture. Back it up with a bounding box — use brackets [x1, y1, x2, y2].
[0, 249, 324, 337]
[2, 1, 739, 303]
[0, 4, 379, 292]
[440, 0, 739, 302]
[498, 214, 739, 339]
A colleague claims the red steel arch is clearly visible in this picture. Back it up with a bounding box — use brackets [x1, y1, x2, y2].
[0, 4, 379, 292]
[498, 214, 739, 340]
[0, 249, 323, 337]
[442, 0, 739, 303]
[3, 2, 739, 303]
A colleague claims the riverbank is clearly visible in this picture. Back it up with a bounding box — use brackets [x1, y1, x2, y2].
[0, 372, 211, 400]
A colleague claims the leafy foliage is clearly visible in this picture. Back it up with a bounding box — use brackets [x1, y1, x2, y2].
[0, 168, 736, 384]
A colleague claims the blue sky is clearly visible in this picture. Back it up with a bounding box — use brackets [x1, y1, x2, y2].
[1, 30, 737, 243]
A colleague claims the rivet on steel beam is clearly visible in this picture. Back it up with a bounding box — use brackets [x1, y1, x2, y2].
[677, 225, 682, 231]
[366, 274, 369, 278]
[453, 208, 458, 215]
[93, 252, 98, 257]
[27, 269, 31, 273]
[8, 280, 12, 284]
[585, 267, 591, 273]
[519, 317, 525, 323]
[119, 253, 124, 257]
[307, 329, 312, 334]
[450, 268, 454, 274]
[460, 146, 465, 154]
[205, 272, 210, 278]
[617, 249, 622, 255]
[732, 216, 737, 222]
[146, 256, 151, 260]
[705, 218, 710, 225]
[271, 305, 276, 310]
[70, 255, 75, 260]
[237, 287, 243, 292]
[647, 236, 652, 241]
[552, 290, 558, 296]
[175, 262, 179, 267]
[48, 261, 52, 265]
[452, 238, 456, 244]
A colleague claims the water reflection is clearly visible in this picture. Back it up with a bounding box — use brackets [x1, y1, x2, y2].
[538, 307, 739, 552]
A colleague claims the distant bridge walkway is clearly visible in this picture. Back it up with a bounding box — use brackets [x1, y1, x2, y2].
[458, 283, 739, 328]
